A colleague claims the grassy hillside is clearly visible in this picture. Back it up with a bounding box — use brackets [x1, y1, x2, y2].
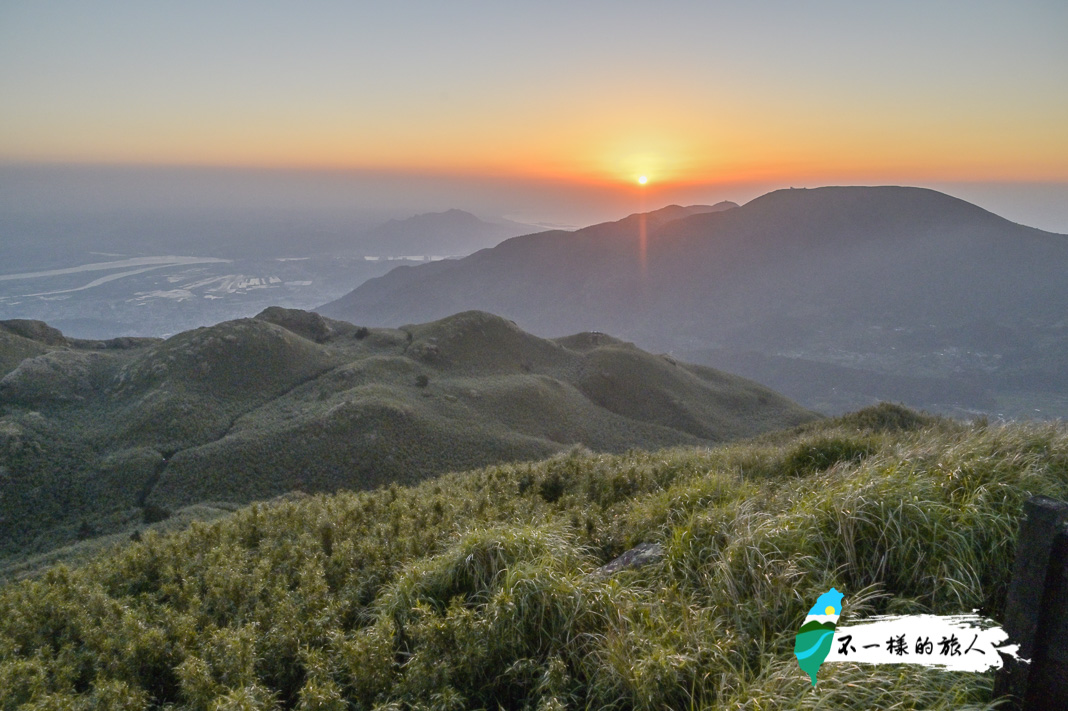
[0, 309, 815, 567]
[0, 405, 1065, 710]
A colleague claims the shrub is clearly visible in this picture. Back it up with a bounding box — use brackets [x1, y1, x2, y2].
[142, 504, 171, 524]
[839, 402, 935, 432]
[538, 472, 566, 503]
[781, 435, 877, 476]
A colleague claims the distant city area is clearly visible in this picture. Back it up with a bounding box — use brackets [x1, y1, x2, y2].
[0, 206, 533, 338]
[0, 251, 428, 337]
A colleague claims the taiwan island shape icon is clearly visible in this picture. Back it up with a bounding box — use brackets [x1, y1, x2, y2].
[794, 587, 844, 686]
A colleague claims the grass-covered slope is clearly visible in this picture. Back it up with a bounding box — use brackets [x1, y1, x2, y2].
[0, 309, 815, 566]
[2, 405, 1066, 710]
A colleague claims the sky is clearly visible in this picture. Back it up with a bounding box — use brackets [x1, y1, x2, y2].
[2, 1, 1067, 228]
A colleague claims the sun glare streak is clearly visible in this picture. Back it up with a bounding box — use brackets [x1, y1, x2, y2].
[638, 183, 648, 282]
[638, 211, 648, 279]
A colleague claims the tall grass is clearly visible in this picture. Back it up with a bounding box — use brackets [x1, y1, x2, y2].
[1, 407, 1066, 709]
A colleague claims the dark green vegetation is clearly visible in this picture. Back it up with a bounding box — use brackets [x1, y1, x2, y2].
[0, 310, 814, 570]
[321, 187, 1068, 419]
[2, 405, 1066, 709]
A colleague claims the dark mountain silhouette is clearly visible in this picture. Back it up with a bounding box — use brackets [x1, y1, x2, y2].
[357, 209, 534, 256]
[0, 309, 815, 567]
[319, 187, 1068, 418]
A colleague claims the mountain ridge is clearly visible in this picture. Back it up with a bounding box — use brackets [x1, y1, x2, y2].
[356, 208, 535, 256]
[319, 186, 1068, 417]
[0, 308, 816, 567]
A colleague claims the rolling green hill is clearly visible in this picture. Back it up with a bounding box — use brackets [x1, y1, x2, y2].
[0, 309, 815, 569]
[1, 405, 1064, 709]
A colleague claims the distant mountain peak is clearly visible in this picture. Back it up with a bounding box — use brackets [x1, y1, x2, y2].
[401, 208, 482, 223]
[631, 201, 738, 221]
[320, 185, 1068, 419]
[358, 209, 535, 257]
[744, 185, 998, 220]
[602, 202, 740, 235]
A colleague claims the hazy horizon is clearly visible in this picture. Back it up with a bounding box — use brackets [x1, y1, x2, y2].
[3, 2, 1066, 192]
[3, 163, 1068, 235]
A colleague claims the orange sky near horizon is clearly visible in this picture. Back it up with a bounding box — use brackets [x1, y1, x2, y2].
[2, 2, 1067, 190]
[11, 94, 1067, 190]
[15, 118, 1066, 189]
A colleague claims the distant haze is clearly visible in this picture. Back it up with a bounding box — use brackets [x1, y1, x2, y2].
[3, 164, 1068, 234]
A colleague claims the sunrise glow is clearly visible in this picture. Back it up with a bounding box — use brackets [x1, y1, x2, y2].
[0, 3, 1064, 194]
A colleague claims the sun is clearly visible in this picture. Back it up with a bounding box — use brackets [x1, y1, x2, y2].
[637, 175, 648, 185]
